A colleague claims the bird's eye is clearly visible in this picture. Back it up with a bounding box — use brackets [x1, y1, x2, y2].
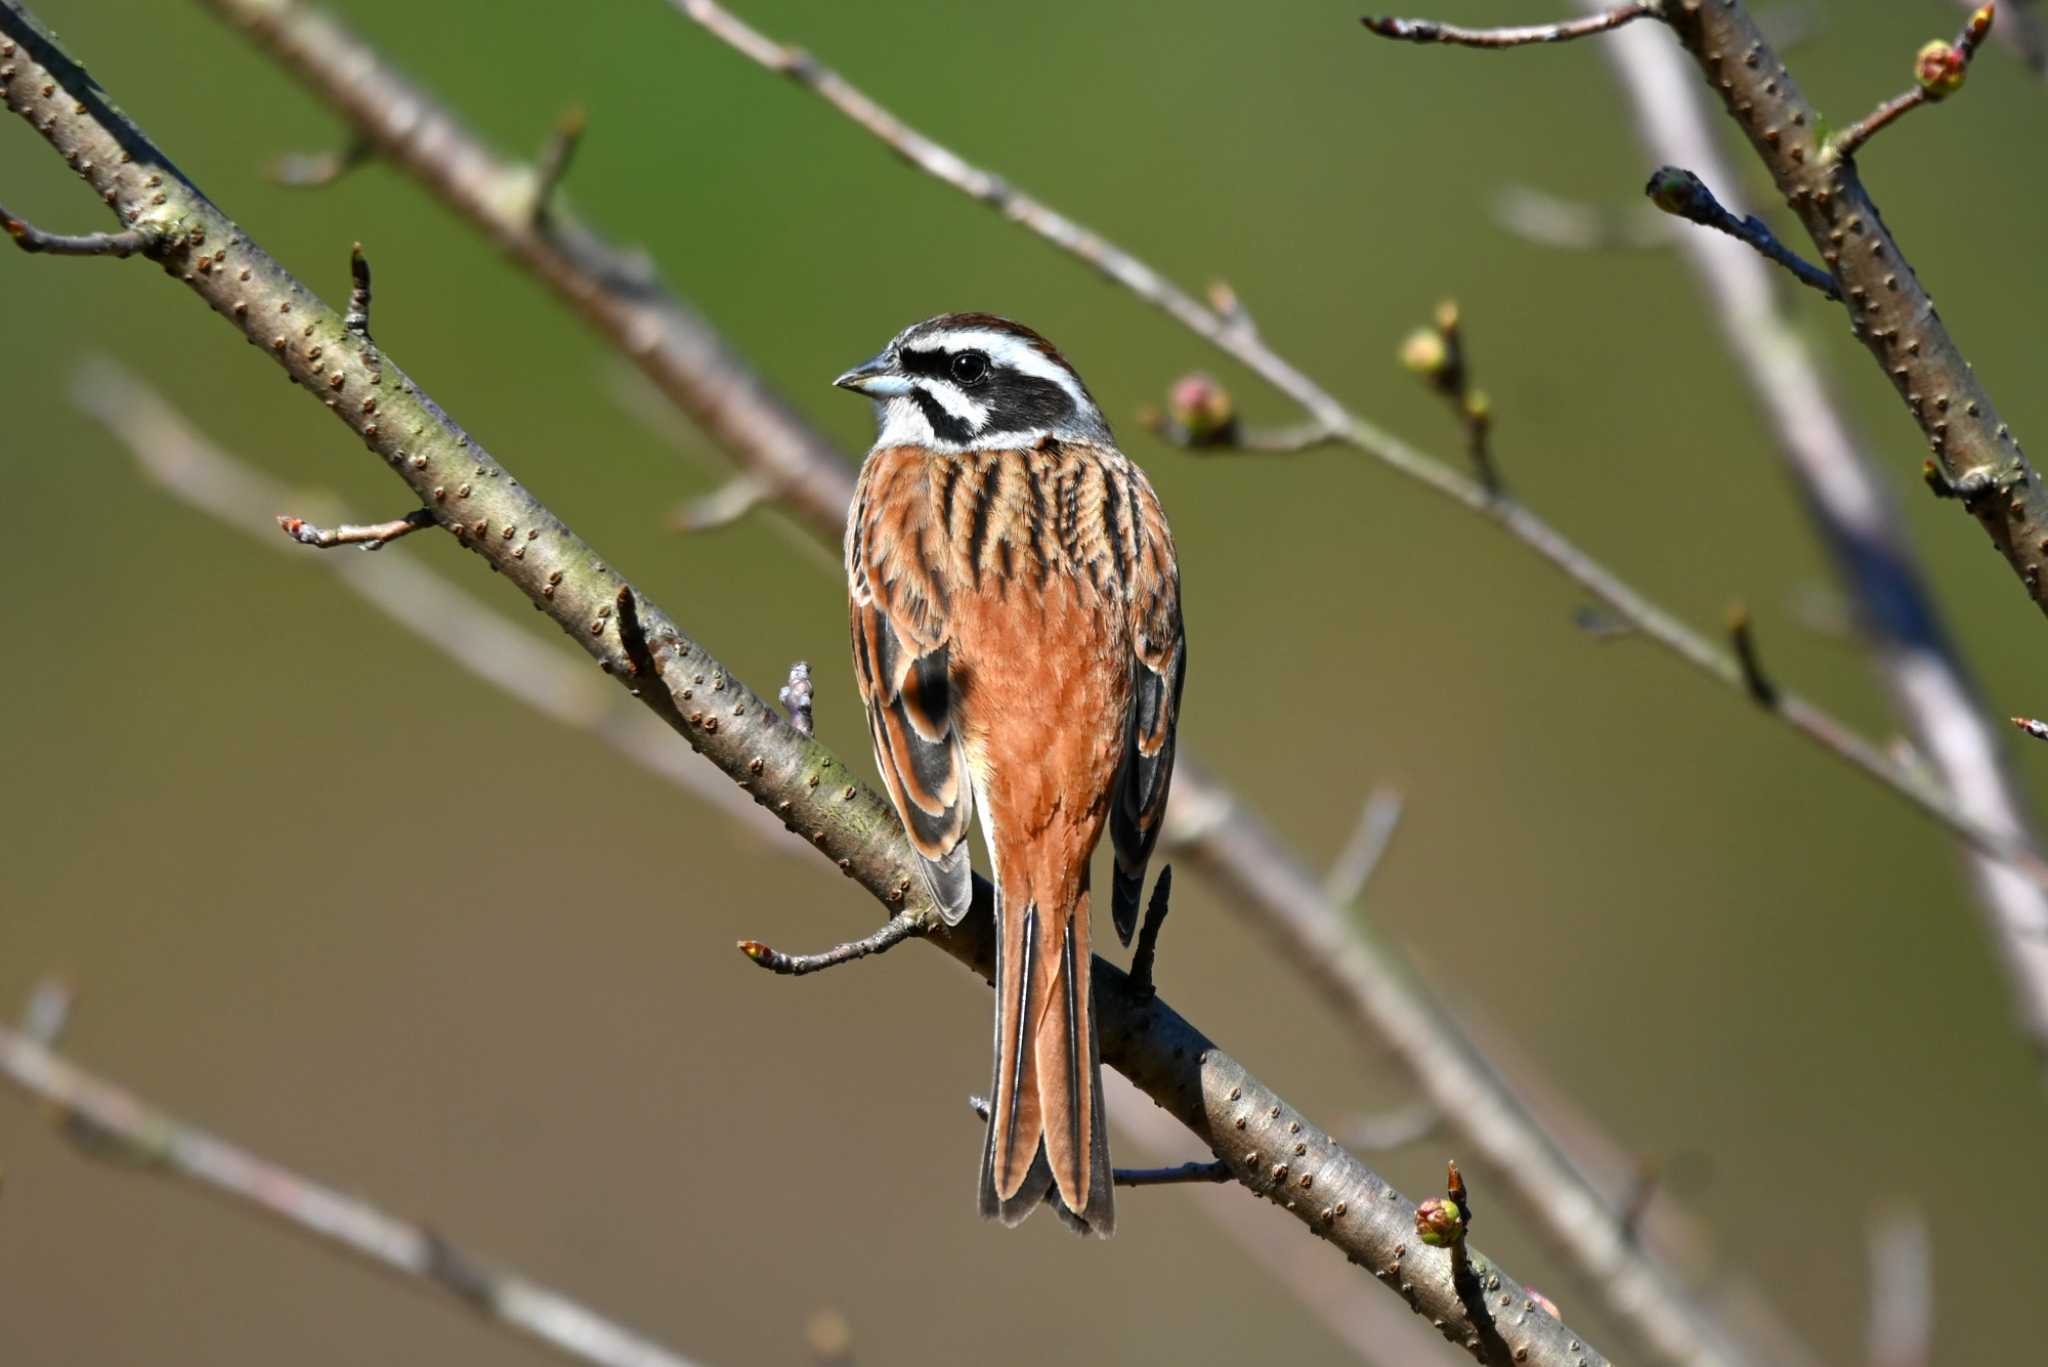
[950, 351, 990, 385]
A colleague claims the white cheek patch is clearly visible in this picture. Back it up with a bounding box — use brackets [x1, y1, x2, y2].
[920, 378, 989, 429]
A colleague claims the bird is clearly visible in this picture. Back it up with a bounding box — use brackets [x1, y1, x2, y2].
[836, 313, 1185, 1236]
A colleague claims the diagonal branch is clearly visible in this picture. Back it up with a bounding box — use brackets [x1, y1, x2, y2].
[1, 5, 1604, 1363]
[0, 1014, 713, 1367]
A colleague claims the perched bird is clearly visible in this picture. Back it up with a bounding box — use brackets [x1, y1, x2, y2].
[837, 314, 1185, 1236]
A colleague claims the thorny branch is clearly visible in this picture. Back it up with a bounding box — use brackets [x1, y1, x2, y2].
[0, 994, 710, 1367]
[2, 4, 1606, 1362]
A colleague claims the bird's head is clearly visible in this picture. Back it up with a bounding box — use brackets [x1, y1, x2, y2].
[834, 313, 1111, 452]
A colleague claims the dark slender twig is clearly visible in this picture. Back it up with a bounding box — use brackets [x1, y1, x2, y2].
[778, 661, 815, 736]
[0, 201, 151, 256]
[1115, 1161, 1233, 1187]
[1361, 5, 1652, 48]
[344, 241, 373, 338]
[736, 912, 925, 977]
[1830, 5, 1995, 161]
[276, 508, 432, 550]
[0, 1005, 711, 1367]
[532, 104, 585, 222]
[1727, 605, 1779, 708]
[615, 585, 655, 681]
[1642, 167, 1840, 299]
[270, 133, 370, 187]
[1126, 866, 1173, 1000]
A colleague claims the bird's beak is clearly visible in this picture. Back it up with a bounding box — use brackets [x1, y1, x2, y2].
[833, 352, 911, 398]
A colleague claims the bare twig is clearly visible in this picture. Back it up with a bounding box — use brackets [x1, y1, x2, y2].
[1341, 1101, 1440, 1153]
[673, 0, 2048, 904]
[532, 104, 586, 222]
[1641, 167, 1840, 299]
[343, 240, 373, 337]
[2014, 717, 2048, 742]
[1115, 1161, 1233, 1187]
[1726, 605, 1779, 708]
[0, 1012, 710, 1367]
[1830, 5, 1996, 161]
[277, 507, 432, 550]
[0, 201, 151, 256]
[1591, 2, 2048, 1076]
[736, 912, 924, 977]
[1324, 788, 1405, 905]
[1492, 184, 1672, 251]
[1126, 866, 1173, 1000]
[1866, 1204, 1932, 1367]
[1361, 5, 1653, 48]
[270, 133, 369, 187]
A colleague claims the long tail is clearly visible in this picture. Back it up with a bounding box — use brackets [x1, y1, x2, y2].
[977, 877, 1114, 1236]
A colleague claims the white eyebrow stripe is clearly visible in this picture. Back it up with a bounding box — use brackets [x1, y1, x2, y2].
[916, 329, 1094, 413]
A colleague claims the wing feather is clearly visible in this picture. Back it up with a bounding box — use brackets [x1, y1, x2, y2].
[1109, 471, 1185, 944]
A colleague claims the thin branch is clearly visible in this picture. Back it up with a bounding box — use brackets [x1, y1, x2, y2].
[671, 0, 2048, 906]
[671, 473, 771, 532]
[1126, 866, 1173, 1000]
[270, 133, 370, 187]
[343, 240, 373, 337]
[0, 201, 152, 256]
[0, 1013, 711, 1367]
[1726, 605, 1779, 707]
[1341, 1101, 1440, 1153]
[1829, 5, 1996, 161]
[1866, 1204, 1932, 1367]
[1361, 5, 1653, 48]
[736, 912, 924, 977]
[532, 104, 586, 222]
[1594, 0, 2048, 1102]
[1642, 166, 1840, 299]
[1401, 300, 1501, 494]
[2014, 717, 2048, 743]
[1492, 184, 1673, 251]
[4, 13, 1602, 1361]
[1114, 1161, 1233, 1187]
[1324, 788, 1405, 905]
[277, 507, 432, 550]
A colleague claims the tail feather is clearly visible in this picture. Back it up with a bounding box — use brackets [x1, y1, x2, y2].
[978, 887, 1115, 1237]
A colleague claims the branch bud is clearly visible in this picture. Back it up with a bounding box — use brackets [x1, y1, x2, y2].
[1415, 1196, 1466, 1247]
[1915, 40, 1968, 98]
[1644, 166, 1708, 219]
[1399, 327, 1449, 379]
[1167, 373, 1236, 445]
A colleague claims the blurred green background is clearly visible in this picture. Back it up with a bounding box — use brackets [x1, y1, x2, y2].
[4, 1, 2045, 1362]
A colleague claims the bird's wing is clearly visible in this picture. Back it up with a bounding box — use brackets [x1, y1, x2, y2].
[1109, 464, 1185, 944]
[848, 446, 974, 923]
